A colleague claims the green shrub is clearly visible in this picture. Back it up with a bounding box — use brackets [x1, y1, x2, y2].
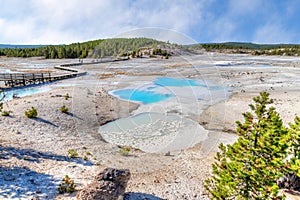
[83, 155, 88, 160]
[64, 93, 70, 100]
[57, 175, 76, 194]
[67, 149, 78, 158]
[60, 105, 68, 113]
[1, 110, 10, 116]
[25, 107, 38, 118]
[83, 151, 92, 160]
[118, 146, 131, 156]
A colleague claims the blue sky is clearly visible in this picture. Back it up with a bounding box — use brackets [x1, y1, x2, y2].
[0, 0, 299, 44]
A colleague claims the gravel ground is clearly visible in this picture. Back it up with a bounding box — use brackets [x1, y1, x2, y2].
[1, 54, 300, 199]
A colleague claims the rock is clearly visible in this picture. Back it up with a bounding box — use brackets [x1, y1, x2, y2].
[277, 173, 300, 190]
[76, 168, 130, 200]
[259, 76, 265, 82]
[123, 192, 164, 200]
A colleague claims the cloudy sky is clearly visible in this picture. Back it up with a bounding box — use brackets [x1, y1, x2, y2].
[1, 0, 299, 45]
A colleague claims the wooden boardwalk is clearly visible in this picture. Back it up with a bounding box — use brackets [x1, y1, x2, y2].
[0, 71, 86, 88]
[0, 58, 129, 88]
[0, 65, 86, 88]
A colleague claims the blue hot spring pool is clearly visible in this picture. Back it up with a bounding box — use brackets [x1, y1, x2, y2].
[0, 87, 50, 101]
[111, 77, 227, 104]
[154, 77, 226, 90]
[154, 77, 201, 87]
[112, 89, 174, 104]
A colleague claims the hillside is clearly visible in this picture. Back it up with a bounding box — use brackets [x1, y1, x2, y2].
[0, 38, 179, 59]
[2, 39, 300, 59]
[190, 42, 300, 50]
[189, 42, 300, 56]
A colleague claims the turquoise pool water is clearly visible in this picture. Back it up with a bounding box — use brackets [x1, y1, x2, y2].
[112, 77, 227, 104]
[0, 87, 50, 101]
[112, 89, 173, 104]
[154, 77, 226, 90]
[154, 77, 200, 87]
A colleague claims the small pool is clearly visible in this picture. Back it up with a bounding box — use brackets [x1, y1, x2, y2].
[99, 112, 208, 153]
[112, 77, 227, 104]
[154, 77, 201, 87]
[112, 89, 173, 104]
[0, 86, 50, 101]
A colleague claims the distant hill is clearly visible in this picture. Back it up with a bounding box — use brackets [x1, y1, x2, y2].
[189, 42, 300, 56]
[0, 44, 47, 49]
[190, 42, 300, 50]
[0, 38, 179, 59]
[2, 39, 300, 58]
[89, 38, 181, 58]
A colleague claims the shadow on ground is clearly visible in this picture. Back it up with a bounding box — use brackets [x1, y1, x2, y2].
[124, 192, 165, 200]
[0, 166, 57, 199]
[0, 145, 93, 199]
[65, 112, 83, 120]
[0, 146, 93, 166]
[32, 117, 58, 127]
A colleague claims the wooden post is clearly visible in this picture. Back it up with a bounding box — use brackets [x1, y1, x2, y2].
[32, 73, 35, 84]
[41, 73, 44, 83]
[10, 74, 13, 87]
[22, 74, 25, 86]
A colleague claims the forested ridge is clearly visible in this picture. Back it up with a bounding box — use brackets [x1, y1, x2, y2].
[0, 38, 175, 59]
[191, 42, 300, 56]
[2, 39, 300, 58]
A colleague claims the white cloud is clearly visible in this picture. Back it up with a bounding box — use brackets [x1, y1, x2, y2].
[115, 28, 197, 45]
[254, 24, 292, 44]
[0, 0, 298, 44]
[228, 0, 262, 15]
[252, 5, 296, 44]
[206, 17, 237, 42]
[0, 0, 206, 44]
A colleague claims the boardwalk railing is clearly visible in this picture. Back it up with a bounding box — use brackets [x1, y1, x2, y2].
[0, 72, 82, 88]
[0, 58, 128, 88]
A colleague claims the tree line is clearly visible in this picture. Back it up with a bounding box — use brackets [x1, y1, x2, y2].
[0, 38, 173, 59]
[196, 42, 300, 50]
[0, 39, 103, 58]
[192, 42, 300, 56]
[90, 38, 173, 58]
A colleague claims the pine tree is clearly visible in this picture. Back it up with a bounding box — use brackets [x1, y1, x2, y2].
[286, 117, 300, 184]
[205, 92, 290, 199]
